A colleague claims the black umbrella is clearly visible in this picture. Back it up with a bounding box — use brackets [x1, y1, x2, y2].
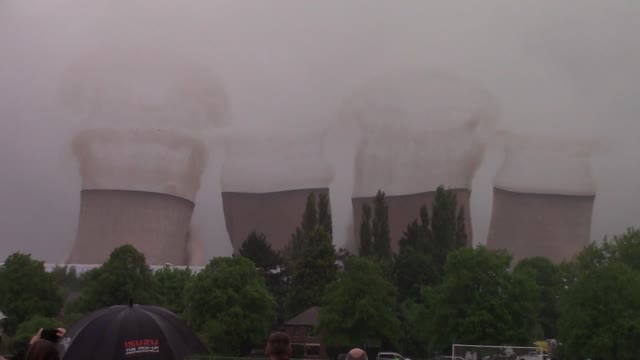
[59, 303, 208, 360]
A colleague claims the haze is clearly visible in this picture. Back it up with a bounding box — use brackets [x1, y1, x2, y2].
[1, 0, 639, 263]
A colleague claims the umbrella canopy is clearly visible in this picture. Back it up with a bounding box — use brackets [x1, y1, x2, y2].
[59, 304, 207, 360]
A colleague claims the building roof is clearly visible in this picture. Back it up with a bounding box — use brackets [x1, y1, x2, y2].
[284, 306, 320, 326]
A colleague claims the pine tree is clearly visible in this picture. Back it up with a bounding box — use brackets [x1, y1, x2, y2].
[302, 192, 318, 235]
[455, 207, 468, 248]
[318, 192, 333, 234]
[372, 190, 392, 260]
[360, 204, 373, 257]
[431, 185, 464, 281]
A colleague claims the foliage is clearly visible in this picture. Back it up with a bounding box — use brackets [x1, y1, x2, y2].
[558, 263, 640, 360]
[372, 190, 392, 260]
[0, 253, 63, 334]
[359, 204, 373, 257]
[10, 316, 60, 353]
[302, 193, 318, 235]
[153, 266, 193, 316]
[427, 247, 540, 351]
[318, 192, 333, 234]
[514, 257, 561, 339]
[239, 231, 287, 324]
[285, 227, 338, 318]
[431, 186, 462, 276]
[395, 218, 437, 302]
[186, 257, 275, 356]
[318, 257, 400, 349]
[239, 231, 282, 271]
[70, 245, 156, 313]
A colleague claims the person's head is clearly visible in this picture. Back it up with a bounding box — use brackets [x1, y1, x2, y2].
[266, 332, 291, 360]
[25, 340, 59, 360]
[346, 348, 368, 360]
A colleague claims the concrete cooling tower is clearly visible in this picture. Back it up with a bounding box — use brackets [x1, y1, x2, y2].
[67, 129, 206, 265]
[487, 134, 597, 263]
[221, 131, 334, 253]
[344, 71, 499, 252]
[61, 45, 229, 266]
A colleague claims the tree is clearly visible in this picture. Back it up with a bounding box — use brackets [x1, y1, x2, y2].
[302, 192, 318, 235]
[455, 207, 468, 248]
[318, 257, 400, 349]
[318, 192, 333, 234]
[558, 263, 640, 360]
[427, 247, 540, 351]
[154, 266, 193, 316]
[514, 257, 561, 339]
[395, 219, 437, 302]
[10, 316, 60, 353]
[285, 227, 338, 318]
[186, 257, 275, 355]
[431, 186, 458, 271]
[239, 231, 287, 324]
[372, 190, 391, 260]
[359, 204, 373, 257]
[239, 231, 282, 271]
[70, 245, 156, 313]
[0, 253, 63, 334]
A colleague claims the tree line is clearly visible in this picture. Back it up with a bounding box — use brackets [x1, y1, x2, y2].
[1, 187, 640, 360]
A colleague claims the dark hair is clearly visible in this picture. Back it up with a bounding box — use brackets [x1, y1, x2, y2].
[25, 340, 60, 360]
[267, 332, 291, 359]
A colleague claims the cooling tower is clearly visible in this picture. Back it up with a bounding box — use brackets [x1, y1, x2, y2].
[67, 128, 206, 265]
[221, 131, 333, 253]
[344, 71, 499, 252]
[487, 134, 597, 263]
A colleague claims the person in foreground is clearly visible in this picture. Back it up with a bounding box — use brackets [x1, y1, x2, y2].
[266, 332, 292, 360]
[25, 340, 59, 360]
[346, 348, 368, 360]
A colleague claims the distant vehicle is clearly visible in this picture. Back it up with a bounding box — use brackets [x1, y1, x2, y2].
[377, 352, 411, 360]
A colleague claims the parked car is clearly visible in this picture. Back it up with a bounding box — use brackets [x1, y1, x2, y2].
[377, 352, 411, 360]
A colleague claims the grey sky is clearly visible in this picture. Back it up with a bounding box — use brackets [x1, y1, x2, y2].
[1, 0, 639, 263]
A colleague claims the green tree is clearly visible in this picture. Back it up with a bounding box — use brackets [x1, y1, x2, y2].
[10, 316, 60, 353]
[186, 257, 275, 355]
[431, 186, 458, 272]
[239, 231, 282, 271]
[427, 247, 539, 351]
[318, 257, 400, 349]
[154, 266, 193, 316]
[285, 227, 338, 318]
[0, 253, 63, 334]
[372, 190, 391, 260]
[302, 192, 318, 235]
[558, 263, 640, 360]
[514, 257, 561, 339]
[395, 219, 437, 302]
[70, 245, 156, 313]
[239, 231, 287, 324]
[318, 192, 333, 235]
[455, 207, 468, 248]
[359, 204, 373, 257]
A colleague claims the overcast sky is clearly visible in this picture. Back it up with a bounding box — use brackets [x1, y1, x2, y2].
[1, 0, 639, 263]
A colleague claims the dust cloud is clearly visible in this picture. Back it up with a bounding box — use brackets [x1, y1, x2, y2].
[72, 128, 207, 201]
[493, 132, 599, 196]
[221, 130, 333, 193]
[1, 0, 640, 262]
[344, 71, 499, 197]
